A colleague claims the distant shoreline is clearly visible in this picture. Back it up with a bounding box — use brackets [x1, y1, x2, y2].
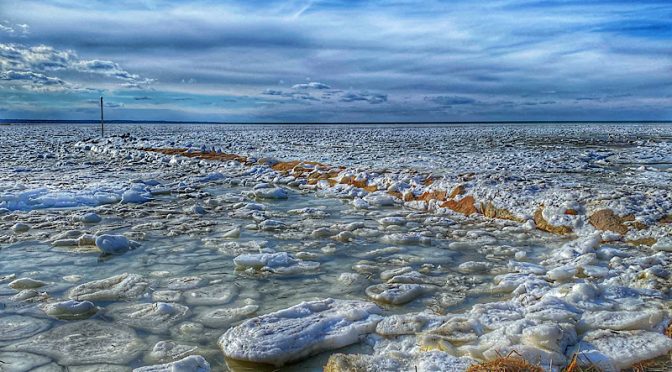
[1, 119, 671, 125]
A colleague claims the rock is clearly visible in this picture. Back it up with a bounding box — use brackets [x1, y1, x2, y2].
[95, 234, 133, 254]
[218, 298, 382, 366]
[68, 273, 148, 301]
[43, 300, 98, 320]
[107, 302, 190, 333]
[588, 209, 629, 235]
[8, 278, 46, 290]
[7, 320, 145, 365]
[533, 208, 572, 234]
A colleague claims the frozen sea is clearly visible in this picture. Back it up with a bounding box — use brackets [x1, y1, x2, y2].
[1, 122, 672, 371]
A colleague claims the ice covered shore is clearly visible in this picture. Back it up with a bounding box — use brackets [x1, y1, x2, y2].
[0, 123, 671, 371]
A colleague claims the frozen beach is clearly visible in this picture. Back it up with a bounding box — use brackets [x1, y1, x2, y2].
[1, 122, 672, 371]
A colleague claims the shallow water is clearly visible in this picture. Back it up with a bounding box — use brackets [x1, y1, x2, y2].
[1, 123, 671, 371]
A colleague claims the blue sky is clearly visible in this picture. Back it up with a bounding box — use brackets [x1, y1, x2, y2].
[1, 0, 670, 122]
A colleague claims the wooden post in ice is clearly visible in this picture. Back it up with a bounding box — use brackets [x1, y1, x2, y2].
[100, 96, 104, 137]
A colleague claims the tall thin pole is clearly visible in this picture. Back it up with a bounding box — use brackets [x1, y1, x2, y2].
[100, 96, 104, 137]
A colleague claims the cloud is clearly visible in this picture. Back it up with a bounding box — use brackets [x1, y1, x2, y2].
[291, 82, 331, 89]
[0, 42, 153, 92]
[0, 21, 29, 37]
[0, 70, 67, 91]
[424, 95, 477, 106]
[340, 91, 387, 104]
[1, 0, 671, 121]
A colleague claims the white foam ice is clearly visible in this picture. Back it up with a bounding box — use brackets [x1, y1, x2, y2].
[219, 298, 382, 366]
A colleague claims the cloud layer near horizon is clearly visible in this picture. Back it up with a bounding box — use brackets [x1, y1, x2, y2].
[1, 0, 671, 122]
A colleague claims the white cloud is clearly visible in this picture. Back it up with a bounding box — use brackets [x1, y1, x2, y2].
[291, 82, 331, 89]
[0, 42, 153, 91]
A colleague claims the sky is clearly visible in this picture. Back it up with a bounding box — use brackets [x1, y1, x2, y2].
[0, 0, 671, 122]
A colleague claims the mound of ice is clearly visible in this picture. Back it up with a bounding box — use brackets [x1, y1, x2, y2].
[8, 277, 46, 290]
[233, 252, 320, 275]
[7, 320, 145, 365]
[133, 355, 210, 372]
[184, 284, 238, 305]
[79, 212, 102, 223]
[365, 283, 427, 305]
[218, 298, 382, 366]
[147, 341, 198, 363]
[107, 302, 190, 333]
[0, 187, 121, 211]
[95, 234, 138, 254]
[43, 300, 98, 320]
[68, 273, 149, 301]
[577, 310, 665, 332]
[250, 187, 288, 200]
[580, 330, 672, 370]
[121, 185, 152, 204]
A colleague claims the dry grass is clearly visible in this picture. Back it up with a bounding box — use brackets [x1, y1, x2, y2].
[466, 351, 544, 372]
[142, 148, 248, 163]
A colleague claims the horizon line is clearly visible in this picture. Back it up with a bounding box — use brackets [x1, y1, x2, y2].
[2, 119, 671, 125]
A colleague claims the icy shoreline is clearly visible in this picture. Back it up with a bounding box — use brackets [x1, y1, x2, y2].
[1, 123, 671, 371]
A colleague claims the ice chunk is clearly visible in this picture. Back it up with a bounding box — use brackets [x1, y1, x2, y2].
[521, 323, 577, 353]
[580, 330, 672, 370]
[184, 284, 238, 306]
[196, 304, 259, 328]
[107, 302, 190, 333]
[365, 283, 426, 305]
[121, 187, 152, 204]
[375, 314, 431, 336]
[133, 355, 210, 372]
[12, 223, 30, 233]
[547, 265, 577, 281]
[219, 298, 382, 366]
[578, 310, 665, 332]
[250, 187, 288, 199]
[8, 277, 46, 290]
[79, 212, 102, 223]
[43, 300, 98, 320]
[0, 352, 53, 371]
[95, 234, 135, 254]
[68, 273, 148, 301]
[233, 252, 320, 275]
[0, 315, 51, 345]
[147, 341, 198, 363]
[7, 320, 145, 365]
